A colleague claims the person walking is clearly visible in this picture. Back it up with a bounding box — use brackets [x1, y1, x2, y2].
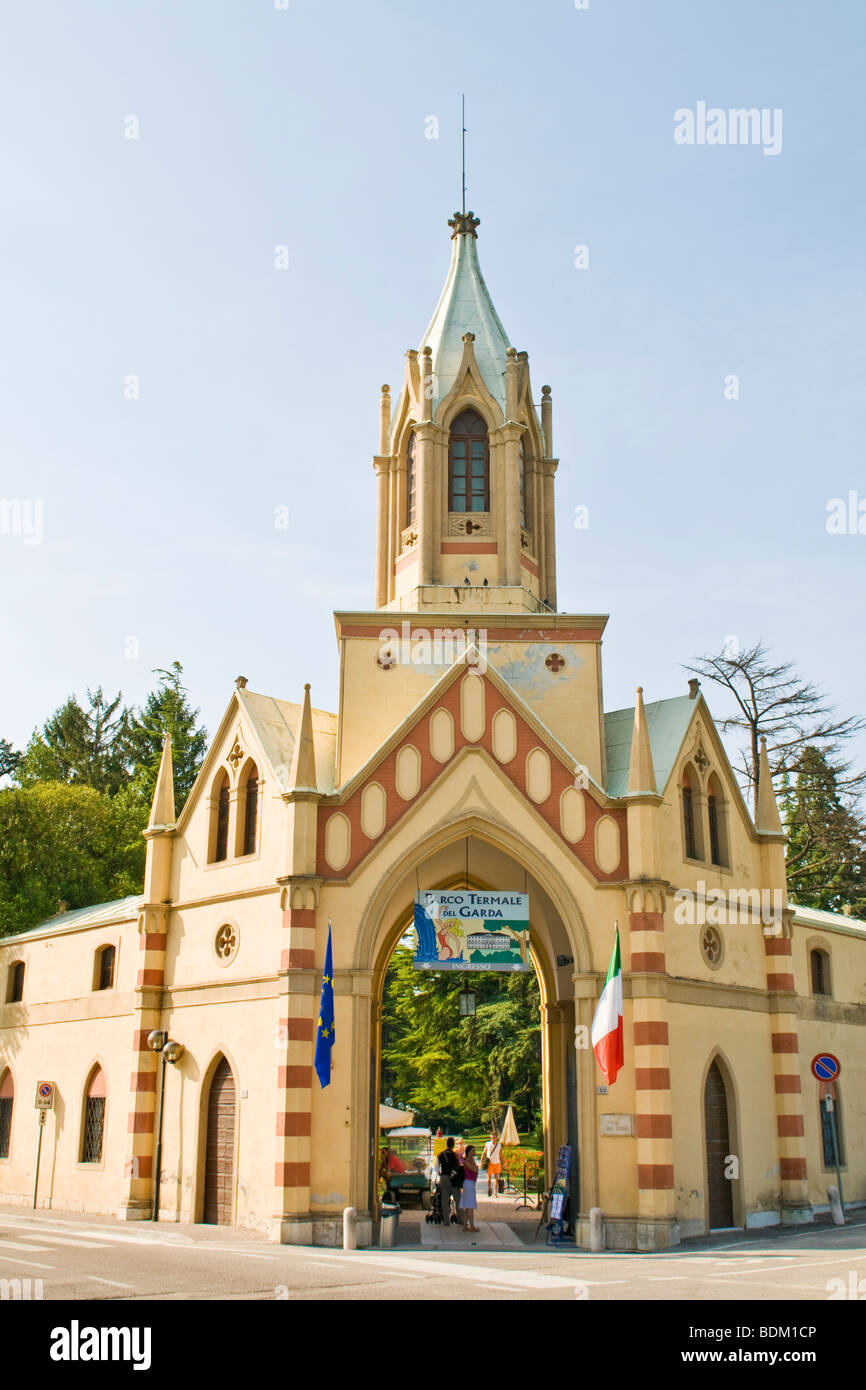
[436, 1136, 461, 1225]
[460, 1145, 479, 1233]
[482, 1130, 503, 1197]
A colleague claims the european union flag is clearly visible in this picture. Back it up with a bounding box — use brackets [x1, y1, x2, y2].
[314, 922, 335, 1089]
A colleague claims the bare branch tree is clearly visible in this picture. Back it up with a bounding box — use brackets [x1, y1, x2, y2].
[684, 641, 865, 817]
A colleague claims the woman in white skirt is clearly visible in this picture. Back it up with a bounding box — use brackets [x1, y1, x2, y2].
[460, 1145, 479, 1233]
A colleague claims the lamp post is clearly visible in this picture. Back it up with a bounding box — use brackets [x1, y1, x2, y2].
[147, 1030, 185, 1222]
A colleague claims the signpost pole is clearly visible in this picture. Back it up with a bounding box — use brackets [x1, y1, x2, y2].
[33, 1112, 45, 1209]
[827, 1089, 845, 1216]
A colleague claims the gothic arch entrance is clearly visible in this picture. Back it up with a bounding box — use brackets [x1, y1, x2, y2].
[704, 1059, 734, 1229]
[355, 826, 591, 1226]
[203, 1055, 236, 1225]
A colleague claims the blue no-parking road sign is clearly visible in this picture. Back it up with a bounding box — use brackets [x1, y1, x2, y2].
[811, 1053, 841, 1082]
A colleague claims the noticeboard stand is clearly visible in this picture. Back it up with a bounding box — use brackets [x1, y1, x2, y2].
[546, 1144, 575, 1246]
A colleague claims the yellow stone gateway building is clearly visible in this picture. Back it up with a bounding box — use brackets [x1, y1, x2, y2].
[1, 211, 864, 1250]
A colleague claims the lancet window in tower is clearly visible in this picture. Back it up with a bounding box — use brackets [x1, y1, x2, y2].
[449, 409, 489, 512]
[519, 437, 532, 531]
[406, 431, 417, 526]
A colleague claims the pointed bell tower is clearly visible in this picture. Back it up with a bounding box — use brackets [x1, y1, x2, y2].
[373, 212, 559, 613]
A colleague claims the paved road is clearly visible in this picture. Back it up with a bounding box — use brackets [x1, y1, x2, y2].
[1, 1205, 865, 1301]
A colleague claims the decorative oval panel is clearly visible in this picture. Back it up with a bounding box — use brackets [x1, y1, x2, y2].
[491, 708, 517, 763]
[525, 747, 551, 804]
[324, 812, 351, 871]
[560, 786, 586, 844]
[460, 673, 485, 743]
[595, 815, 621, 874]
[395, 744, 421, 801]
[430, 708, 454, 763]
[360, 782, 387, 840]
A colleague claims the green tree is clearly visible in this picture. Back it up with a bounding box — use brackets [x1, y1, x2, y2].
[126, 662, 208, 815]
[0, 739, 21, 779]
[380, 945, 542, 1133]
[18, 688, 132, 794]
[0, 783, 147, 935]
[782, 746, 866, 917]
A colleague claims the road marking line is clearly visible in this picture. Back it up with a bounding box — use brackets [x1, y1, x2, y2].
[87, 1276, 136, 1289]
[303, 1251, 618, 1291]
[0, 1240, 53, 1253]
[17, 1234, 110, 1250]
[0, 1255, 55, 1270]
[709, 1253, 866, 1278]
[646, 1276, 688, 1281]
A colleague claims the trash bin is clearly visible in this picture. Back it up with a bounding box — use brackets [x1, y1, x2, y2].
[379, 1203, 400, 1248]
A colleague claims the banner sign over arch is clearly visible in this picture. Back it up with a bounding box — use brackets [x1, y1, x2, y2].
[413, 890, 531, 972]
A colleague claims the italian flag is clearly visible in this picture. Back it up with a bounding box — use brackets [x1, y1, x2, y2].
[592, 926, 623, 1084]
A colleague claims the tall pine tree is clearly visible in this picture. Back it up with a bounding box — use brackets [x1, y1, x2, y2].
[126, 662, 208, 815]
[782, 746, 866, 917]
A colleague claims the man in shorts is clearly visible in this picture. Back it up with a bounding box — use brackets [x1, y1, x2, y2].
[483, 1130, 503, 1197]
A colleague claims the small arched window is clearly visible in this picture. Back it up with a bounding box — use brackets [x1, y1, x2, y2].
[81, 1066, 106, 1164]
[6, 961, 24, 1004]
[0, 1069, 13, 1159]
[706, 773, 727, 867]
[682, 765, 702, 860]
[211, 771, 230, 864]
[449, 409, 489, 512]
[810, 948, 831, 998]
[406, 431, 417, 526]
[95, 945, 115, 992]
[242, 764, 258, 857]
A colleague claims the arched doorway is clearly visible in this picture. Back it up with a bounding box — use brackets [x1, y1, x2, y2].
[203, 1056, 236, 1225]
[704, 1060, 734, 1229]
[356, 826, 591, 1224]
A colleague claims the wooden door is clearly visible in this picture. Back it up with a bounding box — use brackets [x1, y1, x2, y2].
[704, 1061, 734, 1228]
[203, 1057, 235, 1225]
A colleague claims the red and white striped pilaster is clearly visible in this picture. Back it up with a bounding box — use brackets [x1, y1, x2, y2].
[764, 923, 810, 1217]
[275, 889, 318, 1236]
[628, 888, 676, 1230]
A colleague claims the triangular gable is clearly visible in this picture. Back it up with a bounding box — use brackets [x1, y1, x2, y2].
[320, 651, 627, 883]
[336, 646, 601, 801]
[606, 692, 757, 835]
[174, 687, 337, 833]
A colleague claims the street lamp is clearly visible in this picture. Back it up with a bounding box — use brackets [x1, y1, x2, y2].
[458, 981, 476, 1017]
[147, 1030, 185, 1222]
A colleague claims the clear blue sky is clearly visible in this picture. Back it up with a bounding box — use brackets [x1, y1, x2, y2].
[1, 0, 864, 778]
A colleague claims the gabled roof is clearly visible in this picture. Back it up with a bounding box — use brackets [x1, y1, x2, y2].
[420, 223, 511, 415]
[236, 688, 337, 795]
[605, 695, 696, 799]
[791, 903, 866, 938]
[0, 894, 143, 945]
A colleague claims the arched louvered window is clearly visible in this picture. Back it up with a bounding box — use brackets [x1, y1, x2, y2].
[0, 1070, 13, 1159]
[214, 772, 230, 863]
[449, 409, 489, 512]
[242, 766, 258, 857]
[7, 961, 24, 1004]
[81, 1066, 106, 1164]
[96, 945, 115, 991]
[406, 431, 417, 526]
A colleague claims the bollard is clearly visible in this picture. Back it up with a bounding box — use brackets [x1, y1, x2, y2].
[827, 1186, 846, 1227]
[343, 1206, 358, 1250]
[589, 1206, 605, 1252]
